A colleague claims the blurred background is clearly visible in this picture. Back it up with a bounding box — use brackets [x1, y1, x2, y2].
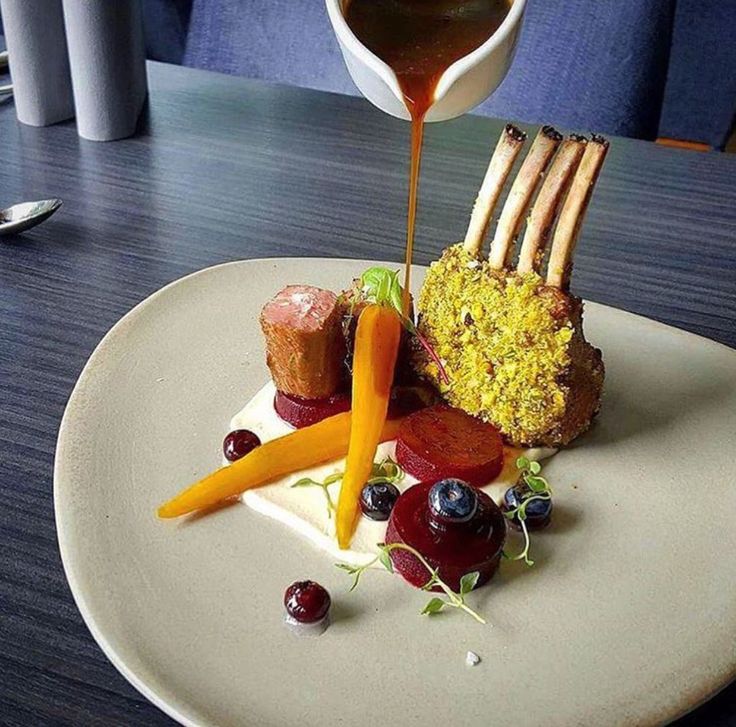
[1, 0, 735, 149]
[142, 0, 736, 151]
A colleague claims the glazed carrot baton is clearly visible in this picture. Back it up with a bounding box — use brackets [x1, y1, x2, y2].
[336, 304, 402, 548]
[158, 411, 403, 519]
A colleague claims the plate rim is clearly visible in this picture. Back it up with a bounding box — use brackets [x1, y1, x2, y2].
[54, 256, 736, 727]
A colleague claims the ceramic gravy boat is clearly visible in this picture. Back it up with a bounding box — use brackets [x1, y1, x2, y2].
[325, 0, 527, 122]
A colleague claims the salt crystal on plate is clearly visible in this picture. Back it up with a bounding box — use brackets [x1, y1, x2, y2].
[466, 650, 481, 667]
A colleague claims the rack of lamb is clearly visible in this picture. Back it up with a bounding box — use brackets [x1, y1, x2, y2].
[413, 124, 609, 448]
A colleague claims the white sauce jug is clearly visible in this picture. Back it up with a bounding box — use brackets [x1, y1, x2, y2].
[325, 0, 528, 122]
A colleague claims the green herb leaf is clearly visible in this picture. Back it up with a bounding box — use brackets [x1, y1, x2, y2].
[348, 576, 361, 592]
[526, 475, 548, 493]
[360, 267, 403, 309]
[505, 518, 535, 566]
[291, 474, 338, 519]
[421, 597, 446, 615]
[378, 549, 393, 573]
[368, 456, 404, 485]
[504, 458, 556, 566]
[291, 477, 320, 488]
[421, 569, 440, 591]
[336, 542, 486, 624]
[335, 563, 359, 574]
[389, 280, 403, 313]
[459, 571, 480, 595]
[356, 266, 450, 385]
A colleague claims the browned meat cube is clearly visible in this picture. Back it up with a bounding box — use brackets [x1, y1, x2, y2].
[260, 285, 346, 399]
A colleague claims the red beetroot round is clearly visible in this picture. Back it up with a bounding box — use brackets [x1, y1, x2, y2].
[395, 405, 504, 486]
[385, 481, 506, 592]
[274, 390, 351, 428]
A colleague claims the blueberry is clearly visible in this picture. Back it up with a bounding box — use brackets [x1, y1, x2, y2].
[284, 580, 331, 624]
[428, 479, 478, 524]
[502, 484, 552, 530]
[360, 480, 400, 521]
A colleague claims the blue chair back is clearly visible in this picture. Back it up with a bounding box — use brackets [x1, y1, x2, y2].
[177, 0, 676, 141]
[143, 0, 735, 147]
[142, 0, 192, 64]
[183, 0, 355, 95]
[658, 0, 736, 149]
[476, 0, 676, 140]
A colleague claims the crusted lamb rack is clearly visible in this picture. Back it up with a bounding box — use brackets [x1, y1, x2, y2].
[414, 124, 608, 447]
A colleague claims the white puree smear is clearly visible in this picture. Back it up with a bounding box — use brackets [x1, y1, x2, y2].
[231, 382, 555, 567]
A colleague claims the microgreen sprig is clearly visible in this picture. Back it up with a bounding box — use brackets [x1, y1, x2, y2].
[291, 457, 404, 520]
[359, 267, 404, 312]
[291, 472, 341, 518]
[336, 542, 486, 624]
[502, 456, 553, 566]
[504, 513, 535, 566]
[356, 267, 450, 384]
[367, 456, 403, 484]
[515, 456, 552, 495]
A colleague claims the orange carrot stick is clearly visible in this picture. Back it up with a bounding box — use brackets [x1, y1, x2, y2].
[336, 304, 402, 548]
[158, 412, 403, 519]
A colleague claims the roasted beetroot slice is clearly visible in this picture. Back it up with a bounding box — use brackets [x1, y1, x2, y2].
[385, 482, 505, 592]
[395, 405, 503, 485]
[274, 390, 351, 429]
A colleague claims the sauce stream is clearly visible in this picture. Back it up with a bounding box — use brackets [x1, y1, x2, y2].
[344, 0, 512, 310]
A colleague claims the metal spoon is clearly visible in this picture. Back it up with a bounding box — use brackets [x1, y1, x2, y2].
[0, 50, 8, 71]
[0, 83, 12, 100]
[0, 198, 62, 237]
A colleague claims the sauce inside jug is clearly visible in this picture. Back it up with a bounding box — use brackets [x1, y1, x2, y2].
[344, 0, 512, 311]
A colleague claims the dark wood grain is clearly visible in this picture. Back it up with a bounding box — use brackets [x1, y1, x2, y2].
[0, 60, 734, 727]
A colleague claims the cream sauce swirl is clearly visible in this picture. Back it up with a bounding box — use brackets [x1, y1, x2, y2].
[231, 382, 555, 567]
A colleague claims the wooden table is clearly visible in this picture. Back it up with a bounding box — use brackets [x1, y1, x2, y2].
[1, 59, 734, 726]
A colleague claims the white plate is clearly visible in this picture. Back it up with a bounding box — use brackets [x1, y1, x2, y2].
[55, 258, 736, 727]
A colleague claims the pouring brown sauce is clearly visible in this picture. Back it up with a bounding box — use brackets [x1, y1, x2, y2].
[344, 0, 512, 312]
